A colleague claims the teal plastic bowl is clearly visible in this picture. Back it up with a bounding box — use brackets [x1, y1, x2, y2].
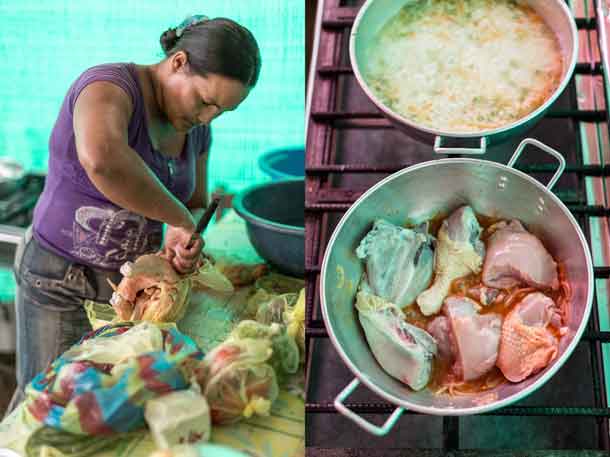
[233, 179, 304, 277]
[258, 147, 305, 180]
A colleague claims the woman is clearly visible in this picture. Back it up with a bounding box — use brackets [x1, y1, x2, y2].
[9, 15, 261, 410]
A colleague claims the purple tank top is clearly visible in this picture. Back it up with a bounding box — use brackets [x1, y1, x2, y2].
[33, 63, 211, 271]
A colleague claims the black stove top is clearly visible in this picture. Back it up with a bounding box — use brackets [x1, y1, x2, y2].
[305, 0, 610, 454]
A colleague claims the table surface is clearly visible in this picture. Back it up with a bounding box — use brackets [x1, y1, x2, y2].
[0, 210, 305, 457]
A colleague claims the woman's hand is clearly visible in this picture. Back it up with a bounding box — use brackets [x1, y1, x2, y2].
[161, 225, 204, 274]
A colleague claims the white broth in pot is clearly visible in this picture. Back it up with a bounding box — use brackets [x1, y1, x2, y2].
[365, 0, 564, 132]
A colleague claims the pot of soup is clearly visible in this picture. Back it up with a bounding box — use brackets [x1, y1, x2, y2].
[320, 138, 593, 434]
[349, 0, 578, 154]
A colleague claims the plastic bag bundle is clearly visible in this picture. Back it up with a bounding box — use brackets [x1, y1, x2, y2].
[24, 322, 205, 436]
[203, 361, 278, 425]
[284, 288, 305, 362]
[255, 293, 298, 325]
[229, 320, 300, 381]
[196, 338, 279, 425]
[144, 383, 211, 449]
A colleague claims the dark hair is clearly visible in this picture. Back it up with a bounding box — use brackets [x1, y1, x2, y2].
[160, 17, 261, 88]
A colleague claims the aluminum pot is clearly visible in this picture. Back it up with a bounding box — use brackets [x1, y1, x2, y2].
[349, 0, 578, 154]
[320, 139, 593, 434]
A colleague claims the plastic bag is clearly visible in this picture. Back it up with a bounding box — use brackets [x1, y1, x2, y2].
[255, 293, 297, 325]
[229, 320, 300, 381]
[189, 258, 234, 293]
[356, 282, 437, 391]
[196, 338, 278, 425]
[244, 288, 273, 319]
[284, 288, 305, 362]
[24, 322, 205, 436]
[144, 383, 211, 449]
[203, 360, 278, 425]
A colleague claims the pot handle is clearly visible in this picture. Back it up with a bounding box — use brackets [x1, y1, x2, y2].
[506, 138, 566, 191]
[434, 136, 487, 155]
[334, 378, 404, 436]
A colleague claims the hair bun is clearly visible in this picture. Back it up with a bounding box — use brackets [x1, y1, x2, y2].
[160, 27, 180, 55]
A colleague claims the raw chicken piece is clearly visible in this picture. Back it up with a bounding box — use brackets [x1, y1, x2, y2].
[356, 219, 435, 307]
[483, 220, 558, 290]
[356, 284, 437, 390]
[109, 255, 233, 322]
[116, 254, 180, 302]
[427, 316, 456, 362]
[497, 292, 560, 382]
[467, 285, 506, 307]
[417, 206, 485, 316]
[444, 296, 502, 381]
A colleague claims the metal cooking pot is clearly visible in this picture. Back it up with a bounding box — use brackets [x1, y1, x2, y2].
[320, 139, 593, 434]
[349, 0, 578, 154]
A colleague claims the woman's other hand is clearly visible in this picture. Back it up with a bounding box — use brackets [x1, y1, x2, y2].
[161, 224, 204, 274]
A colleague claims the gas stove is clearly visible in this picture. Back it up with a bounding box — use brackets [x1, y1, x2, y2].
[305, 0, 610, 454]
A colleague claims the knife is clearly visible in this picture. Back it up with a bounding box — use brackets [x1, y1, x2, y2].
[186, 196, 221, 249]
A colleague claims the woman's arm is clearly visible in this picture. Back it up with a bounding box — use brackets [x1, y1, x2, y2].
[186, 149, 209, 211]
[73, 81, 195, 231]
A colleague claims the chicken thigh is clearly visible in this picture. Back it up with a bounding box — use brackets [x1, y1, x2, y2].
[483, 220, 558, 290]
[497, 292, 560, 382]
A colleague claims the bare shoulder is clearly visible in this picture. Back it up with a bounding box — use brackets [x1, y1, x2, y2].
[74, 81, 133, 123]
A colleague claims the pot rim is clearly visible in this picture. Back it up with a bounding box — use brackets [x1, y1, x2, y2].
[320, 157, 594, 415]
[233, 178, 305, 236]
[348, 0, 579, 139]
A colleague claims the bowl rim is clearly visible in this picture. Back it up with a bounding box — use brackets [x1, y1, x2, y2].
[320, 157, 594, 416]
[258, 146, 305, 179]
[233, 178, 305, 236]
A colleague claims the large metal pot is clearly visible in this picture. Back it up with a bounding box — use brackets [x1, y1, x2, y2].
[349, 0, 578, 154]
[320, 139, 593, 434]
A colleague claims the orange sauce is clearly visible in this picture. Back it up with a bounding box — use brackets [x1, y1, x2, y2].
[401, 212, 571, 395]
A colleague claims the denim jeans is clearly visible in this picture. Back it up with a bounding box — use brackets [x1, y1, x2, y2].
[8, 231, 122, 414]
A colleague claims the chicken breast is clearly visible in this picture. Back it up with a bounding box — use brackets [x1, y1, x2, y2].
[444, 296, 502, 381]
[497, 292, 560, 382]
[427, 316, 457, 363]
[483, 220, 558, 290]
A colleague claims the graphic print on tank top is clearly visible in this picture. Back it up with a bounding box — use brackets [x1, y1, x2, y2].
[70, 205, 162, 267]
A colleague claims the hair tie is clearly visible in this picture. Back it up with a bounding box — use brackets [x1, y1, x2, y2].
[176, 14, 209, 37]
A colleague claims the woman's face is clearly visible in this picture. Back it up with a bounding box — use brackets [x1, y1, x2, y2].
[162, 51, 251, 133]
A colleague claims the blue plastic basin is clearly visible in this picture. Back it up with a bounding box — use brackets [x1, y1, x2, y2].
[258, 147, 305, 180]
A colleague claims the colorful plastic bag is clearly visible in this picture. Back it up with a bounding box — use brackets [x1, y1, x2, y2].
[24, 322, 205, 436]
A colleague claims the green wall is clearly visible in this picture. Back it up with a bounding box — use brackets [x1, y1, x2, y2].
[0, 0, 304, 301]
[0, 0, 304, 193]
